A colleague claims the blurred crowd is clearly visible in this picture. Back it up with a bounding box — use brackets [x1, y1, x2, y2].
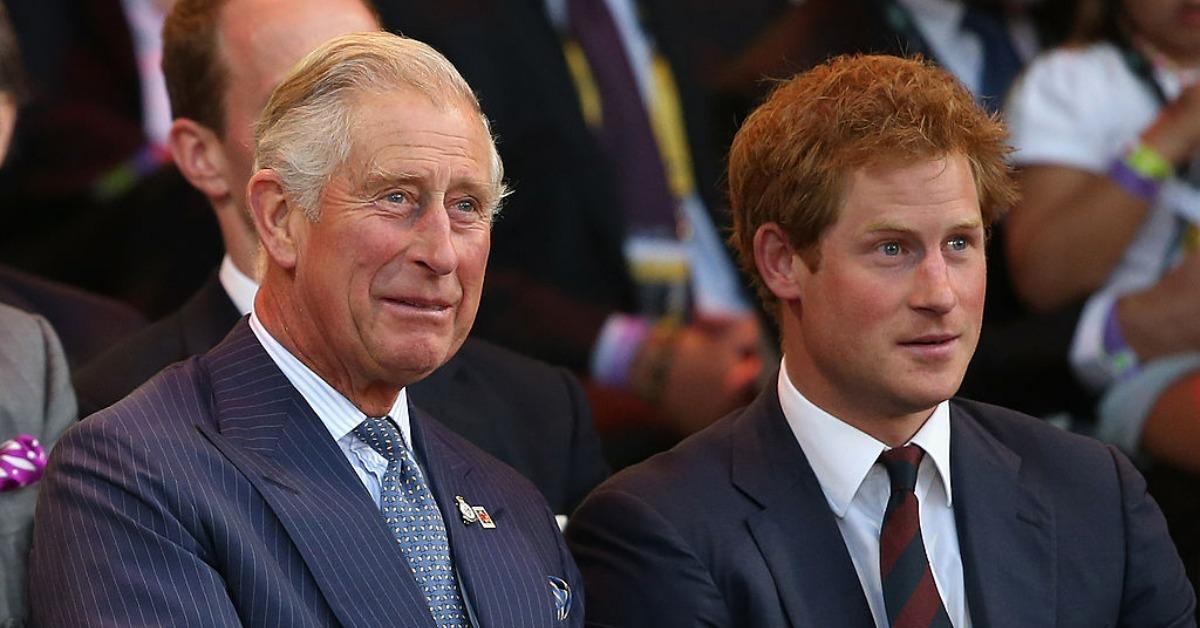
[2, 0, 1199, 620]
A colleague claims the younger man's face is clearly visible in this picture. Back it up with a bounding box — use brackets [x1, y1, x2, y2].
[784, 152, 986, 426]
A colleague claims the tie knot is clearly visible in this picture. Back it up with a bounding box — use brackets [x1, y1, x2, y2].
[879, 444, 924, 493]
[352, 416, 405, 462]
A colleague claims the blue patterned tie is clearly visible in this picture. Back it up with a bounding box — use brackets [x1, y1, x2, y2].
[354, 417, 469, 627]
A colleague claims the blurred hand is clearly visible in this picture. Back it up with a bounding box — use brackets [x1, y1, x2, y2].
[1118, 253, 1200, 360]
[632, 314, 765, 437]
[1141, 370, 1200, 475]
[1142, 82, 1200, 165]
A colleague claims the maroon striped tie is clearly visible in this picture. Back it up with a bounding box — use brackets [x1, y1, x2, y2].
[878, 445, 952, 628]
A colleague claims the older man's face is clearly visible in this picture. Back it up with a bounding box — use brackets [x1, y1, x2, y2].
[290, 88, 494, 385]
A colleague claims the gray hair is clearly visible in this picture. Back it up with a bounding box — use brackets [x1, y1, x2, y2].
[253, 31, 507, 219]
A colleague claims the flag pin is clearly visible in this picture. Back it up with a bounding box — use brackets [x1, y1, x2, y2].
[473, 506, 496, 529]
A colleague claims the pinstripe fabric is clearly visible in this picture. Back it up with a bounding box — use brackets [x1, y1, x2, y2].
[28, 320, 583, 627]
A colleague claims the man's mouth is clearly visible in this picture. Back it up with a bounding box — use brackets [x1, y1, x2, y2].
[900, 334, 958, 346]
[384, 296, 453, 312]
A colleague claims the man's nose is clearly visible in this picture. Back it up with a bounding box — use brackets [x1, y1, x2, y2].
[410, 202, 458, 275]
[910, 252, 958, 314]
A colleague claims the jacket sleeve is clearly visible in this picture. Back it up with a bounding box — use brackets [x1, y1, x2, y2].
[566, 487, 731, 628]
[27, 419, 242, 627]
[561, 367, 611, 514]
[1111, 446, 1198, 627]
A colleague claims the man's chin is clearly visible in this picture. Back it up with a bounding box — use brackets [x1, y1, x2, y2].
[374, 342, 453, 386]
[892, 380, 964, 415]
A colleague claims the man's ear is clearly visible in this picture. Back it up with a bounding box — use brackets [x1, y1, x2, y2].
[248, 169, 301, 270]
[753, 222, 810, 301]
[0, 94, 16, 165]
[168, 118, 232, 202]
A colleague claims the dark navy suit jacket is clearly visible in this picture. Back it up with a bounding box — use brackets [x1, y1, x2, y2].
[72, 274, 610, 515]
[29, 320, 583, 627]
[567, 385, 1197, 627]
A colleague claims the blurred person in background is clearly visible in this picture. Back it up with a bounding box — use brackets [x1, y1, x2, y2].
[708, 0, 1075, 126]
[0, 2, 145, 368]
[0, 0, 222, 317]
[0, 13, 76, 625]
[1004, 0, 1200, 600]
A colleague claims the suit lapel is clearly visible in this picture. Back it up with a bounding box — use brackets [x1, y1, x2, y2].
[177, 274, 241, 355]
[951, 402, 1055, 628]
[413, 406, 559, 628]
[733, 386, 876, 628]
[196, 321, 437, 628]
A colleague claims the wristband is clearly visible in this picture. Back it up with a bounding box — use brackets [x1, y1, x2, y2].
[1126, 143, 1173, 180]
[1102, 302, 1139, 382]
[1109, 159, 1163, 201]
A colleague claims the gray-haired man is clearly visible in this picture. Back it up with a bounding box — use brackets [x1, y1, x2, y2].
[30, 32, 582, 628]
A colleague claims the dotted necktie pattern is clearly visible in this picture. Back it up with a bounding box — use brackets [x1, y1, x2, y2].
[354, 417, 469, 627]
[878, 445, 952, 628]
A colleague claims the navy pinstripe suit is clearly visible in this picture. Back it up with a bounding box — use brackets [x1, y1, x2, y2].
[28, 320, 583, 627]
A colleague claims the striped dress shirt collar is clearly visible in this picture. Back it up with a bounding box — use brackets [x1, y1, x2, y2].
[248, 312, 412, 447]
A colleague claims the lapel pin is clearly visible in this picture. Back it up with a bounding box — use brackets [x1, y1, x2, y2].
[472, 505, 496, 529]
[455, 495, 479, 526]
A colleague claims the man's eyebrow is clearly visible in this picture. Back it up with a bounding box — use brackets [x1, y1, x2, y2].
[861, 218, 983, 233]
[359, 168, 489, 189]
[358, 168, 500, 205]
[862, 220, 913, 234]
[359, 168, 419, 189]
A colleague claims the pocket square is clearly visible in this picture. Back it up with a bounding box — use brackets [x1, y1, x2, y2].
[0, 434, 47, 492]
[547, 575, 571, 621]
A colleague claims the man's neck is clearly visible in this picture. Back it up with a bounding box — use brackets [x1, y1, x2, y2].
[254, 283, 400, 417]
[781, 365, 935, 448]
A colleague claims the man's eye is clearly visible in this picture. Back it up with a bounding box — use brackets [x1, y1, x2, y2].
[947, 236, 968, 251]
[384, 191, 408, 204]
[452, 198, 480, 214]
[879, 242, 902, 256]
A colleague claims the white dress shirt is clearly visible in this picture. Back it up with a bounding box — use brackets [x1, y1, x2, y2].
[248, 311, 414, 508]
[218, 255, 259, 316]
[777, 360, 971, 627]
[898, 0, 1038, 97]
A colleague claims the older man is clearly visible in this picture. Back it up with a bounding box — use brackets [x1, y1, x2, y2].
[566, 55, 1196, 627]
[30, 32, 581, 628]
[72, 0, 607, 517]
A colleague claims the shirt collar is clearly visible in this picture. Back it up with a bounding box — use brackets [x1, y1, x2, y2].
[247, 311, 412, 446]
[776, 358, 953, 518]
[218, 255, 259, 316]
